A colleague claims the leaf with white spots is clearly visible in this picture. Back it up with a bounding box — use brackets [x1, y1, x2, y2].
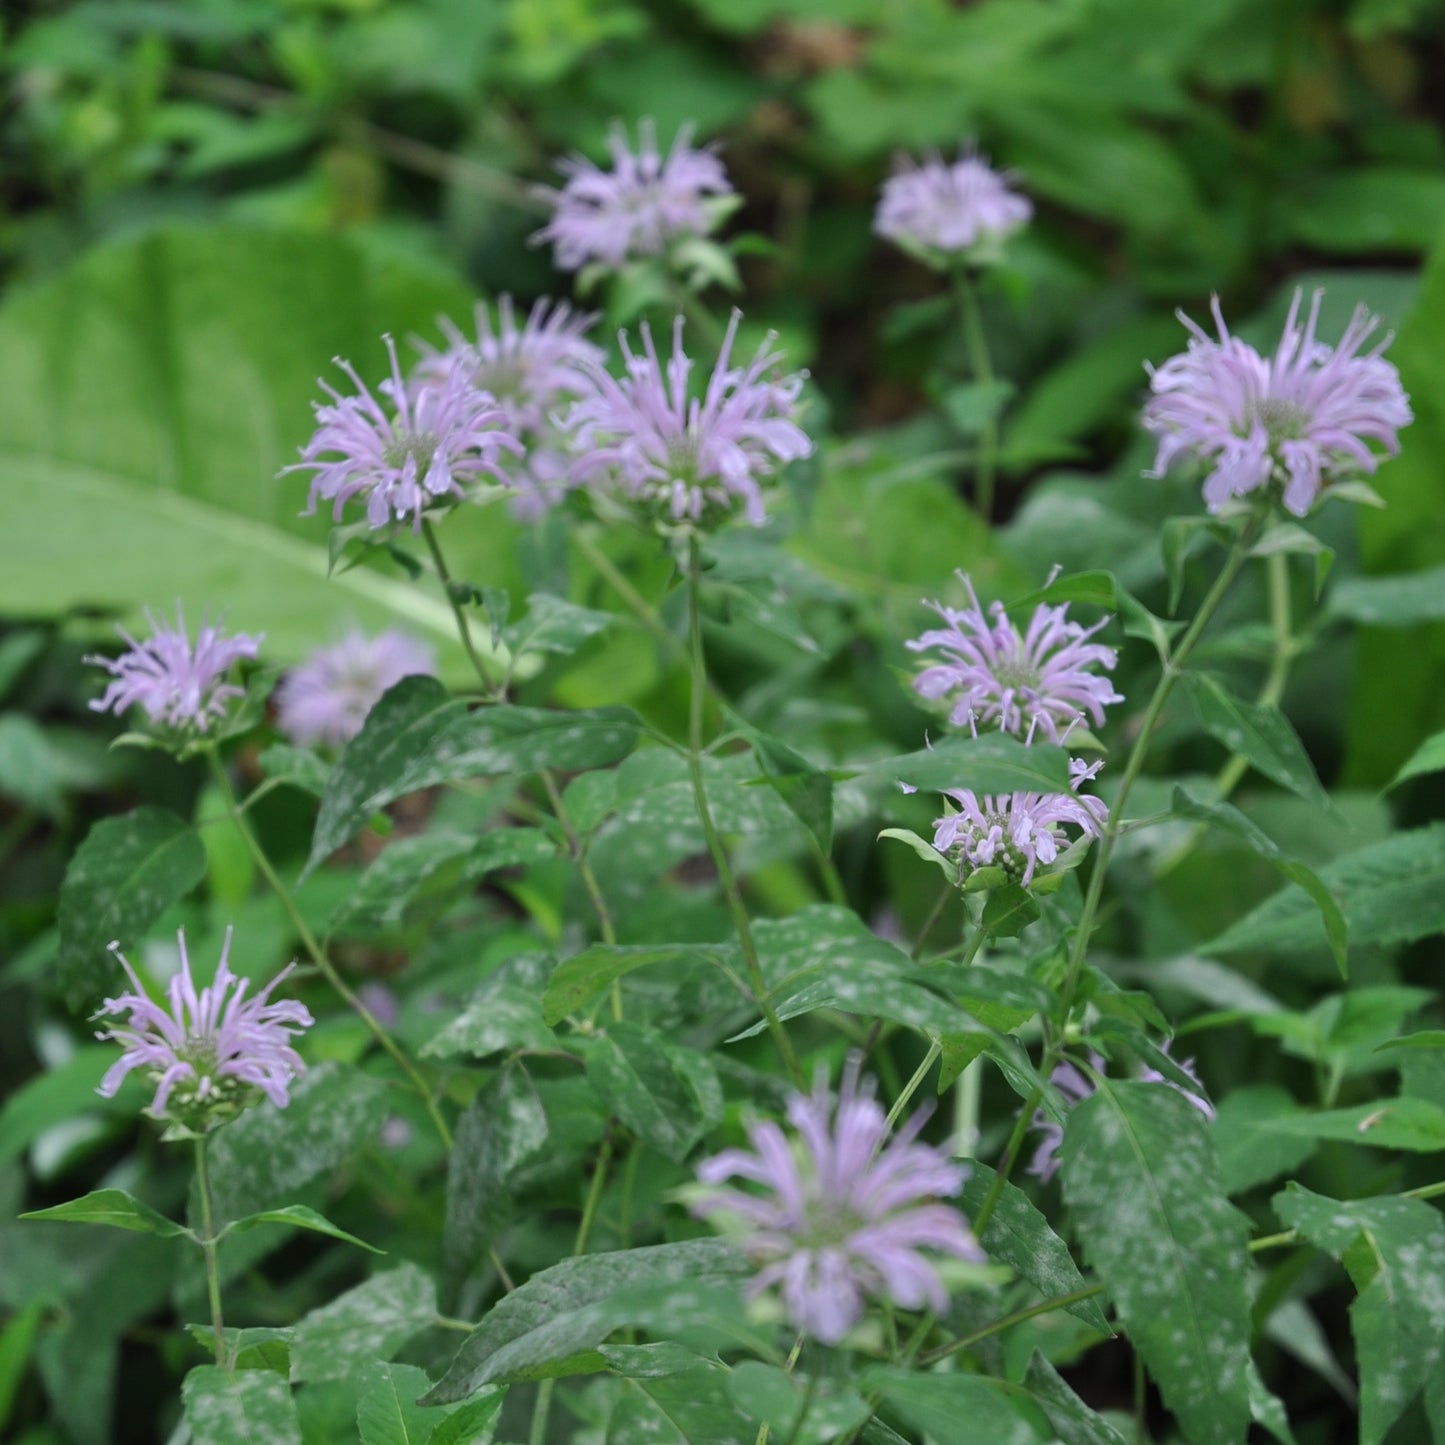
[291, 1264, 439, 1384]
[421, 982, 559, 1060]
[57, 805, 207, 1008]
[183, 1366, 302, 1445]
[356, 1361, 446, 1445]
[858, 1367, 1045, 1444]
[543, 943, 738, 1026]
[1207, 824, 1445, 958]
[607, 1358, 756, 1445]
[1062, 1080, 1252, 1445]
[306, 676, 642, 871]
[1273, 1184, 1445, 1445]
[505, 592, 613, 658]
[1178, 672, 1330, 811]
[868, 730, 1072, 796]
[1020, 1354, 1128, 1445]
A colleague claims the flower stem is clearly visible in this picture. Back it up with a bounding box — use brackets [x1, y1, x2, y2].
[686, 537, 803, 1088]
[204, 751, 454, 1151]
[194, 1134, 227, 1368]
[952, 269, 1000, 521]
[919, 1282, 1105, 1366]
[887, 1040, 942, 1131]
[970, 1083, 1042, 1237]
[422, 519, 504, 701]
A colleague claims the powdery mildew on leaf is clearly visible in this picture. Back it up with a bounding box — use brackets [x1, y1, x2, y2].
[291, 1264, 439, 1384]
[182, 1365, 302, 1445]
[1062, 1080, 1253, 1445]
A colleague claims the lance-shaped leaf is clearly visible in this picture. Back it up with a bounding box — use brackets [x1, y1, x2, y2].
[226, 1204, 383, 1254]
[21, 1188, 190, 1239]
[1062, 1081, 1252, 1445]
[1387, 726, 1445, 790]
[291, 1263, 439, 1384]
[307, 676, 642, 871]
[1273, 1184, 1445, 1445]
[869, 731, 1072, 797]
[57, 806, 207, 1007]
[543, 943, 738, 1025]
[424, 1240, 753, 1404]
[1021, 1354, 1128, 1445]
[183, 1366, 302, 1445]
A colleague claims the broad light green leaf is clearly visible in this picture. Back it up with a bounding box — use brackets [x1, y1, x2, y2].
[291, 1264, 439, 1385]
[1020, 1354, 1128, 1445]
[960, 1166, 1109, 1334]
[0, 1044, 114, 1167]
[57, 806, 207, 1007]
[505, 593, 613, 658]
[583, 1023, 723, 1163]
[1207, 824, 1445, 958]
[0, 225, 483, 665]
[228, 1204, 383, 1254]
[20, 1188, 190, 1238]
[330, 826, 556, 935]
[0, 1301, 42, 1427]
[1274, 1184, 1445, 1445]
[206, 1061, 389, 1222]
[1062, 1081, 1252, 1445]
[543, 943, 737, 1025]
[1212, 1085, 1318, 1195]
[422, 982, 559, 1061]
[858, 1367, 1042, 1445]
[1329, 562, 1445, 626]
[611, 1360, 756, 1445]
[356, 1361, 443, 1445]
[1386, 727, 1445, 789]
[1170, 787, 1347, 975]
[257, 745, 331, 799]
[1258, 1096, 1445, 1152]
[747, 728, 835, 854]
[870, 732, 1071, 796]
[1179, 672, 1330, 810]
[424, 1241, 752, 1404]
[443, 1067, 549, 1276]
[307, 677, 641, 871]
[183, 1365, 302, 1445]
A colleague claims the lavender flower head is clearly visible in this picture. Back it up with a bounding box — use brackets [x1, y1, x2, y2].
[692, 1056, 982, 1344]
[907, 576, 1122, 742]
[875, 148, 1031, 264]
[414, 297, 603, 518]
[87, 607, 261, 733]
[533, 119, 735, 274]
[1143, 288, 1412, 517]
[567, 311, 811, 530]
[1027, 1048, 1215, 1184]
[932, 759, 1108, 886]
[275, 629, 436, 750]
[284, 335, 522, 531]
[94, 928, 312, 1131]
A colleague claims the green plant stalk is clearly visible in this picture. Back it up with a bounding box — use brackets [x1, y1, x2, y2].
[194, 1134, 226, 1368]
[204, 751, 454, 1150]
[687, 538, 803, 1087]
[953, 269, 1000, 521]
[886, 1040, 942, 1131]
[422, 519, 504, 700]
[970, 1083, 1042, 1237]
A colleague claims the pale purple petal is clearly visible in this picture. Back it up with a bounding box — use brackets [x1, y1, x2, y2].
[875, 146, 1031, 260]
[275, 630, 436, 749]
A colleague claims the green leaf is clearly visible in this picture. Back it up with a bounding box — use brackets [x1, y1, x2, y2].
[1329, 562, 1445, 626]
[1212, 1085, 1318, 1195]
[543, 943, 736, 1026]
[1386, 726, 1445, 789]
[1274, 1184, 1445, 1445]
[1178, 672, 1331, 811]
[443, 1067, 549, 1276]
[747, 729, 834, 854]
[1004, 569, 1120, 615]
[0, 1044, 114, 1167]
[356, 1361, 442, 1445]
[981, 882, 1042, 937]
[291, 1264, 439, 1385]
[257, 745, 331, 799]
[206, 1061, 389, 1222]
[1020, 1354, 1128, 1445]
[57, 806, 207, 1007]
[1170, 787, 1347, 976]
[423, 1241, 753, 1404]
[941, 378, 1016, 435]
[878, 826, 957, 879]
[505, 592, 613, 658]
[423, 1390, 505, 1445]
[0, 225, 481, 668]
[228, 1204, 383, 1254]
[20, 1188, 190, 1238]
[1257, 1096, 1445, 1152]
[183, 1365, 302, 1445]
[960, 1165, 1110, 1333]
[422, 982, 559, 1061]
[871, 732, 1072, 796]
[583, 1023, 723, 1163]
[331, 826, 556, 935]
[183, 1325, 294, 1374]
[858, 1367, 1042, 1445]
[1207, 824, 1445, 958]
[1062, 1081, 1252, 1445]
[1288, 168, 1445, 255]
[611, 1359, 758, 1444]
[307, 677, 641, 871]
[0, 1301, 42, 1428]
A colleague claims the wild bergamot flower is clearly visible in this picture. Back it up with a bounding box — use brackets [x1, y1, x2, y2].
[274, 629, 436, 750]
[691, 1056, 982, 1344]
[414, 296, 603, 519]
[94, 928, 312, 1132]
[907, 576, 1121, 743]
[930, 759, 1108, 887]
[875, 147, 1031, 266]
[1143, 288, 1412, 517]
[567, 311, 811, 530]
[87, 607, 261, 734]
[533, 119, 735, 274]
[285, 335, 522, 531]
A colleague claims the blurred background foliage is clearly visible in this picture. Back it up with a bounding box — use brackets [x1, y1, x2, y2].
[5, 1, 1445, 1440]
